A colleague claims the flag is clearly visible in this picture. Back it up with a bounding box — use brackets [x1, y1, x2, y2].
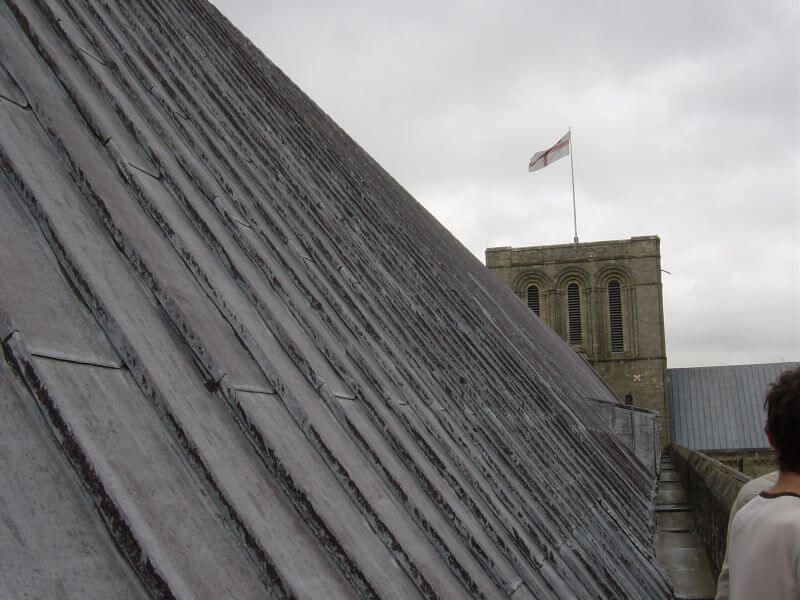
[528, 131, 570, 172]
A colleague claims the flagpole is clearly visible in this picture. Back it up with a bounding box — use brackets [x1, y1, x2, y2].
[569, 126, 578, 244]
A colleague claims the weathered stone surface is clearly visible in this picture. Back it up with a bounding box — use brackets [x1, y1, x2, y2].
[486, 238, 669, 445]
[657, 486, 688, 505]
[657, 511, 696, 532]
[703, 448, 776, 478]
[661, 470, 680, 482]
[654, 531, 716, 599]
[654, 457, 716, 600]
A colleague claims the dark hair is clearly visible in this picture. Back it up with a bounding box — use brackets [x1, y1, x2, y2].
[764, 366, 800, 473]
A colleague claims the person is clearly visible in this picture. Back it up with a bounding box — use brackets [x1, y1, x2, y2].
[725, 366, 800, 599]
[714, 470, 778, 600]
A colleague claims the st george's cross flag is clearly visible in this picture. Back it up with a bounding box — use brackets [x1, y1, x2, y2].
[528, 131, 570, 172]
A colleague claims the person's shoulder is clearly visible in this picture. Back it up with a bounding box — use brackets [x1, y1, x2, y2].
[758, 493, 800, 528]
[730, 491, 798, 534]
[748, 470, 780, 491]
[734, 471, 780, 509]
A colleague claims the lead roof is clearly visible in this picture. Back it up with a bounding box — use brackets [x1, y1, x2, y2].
[669, 362, 800, 451]
[0, 1, 670, 597]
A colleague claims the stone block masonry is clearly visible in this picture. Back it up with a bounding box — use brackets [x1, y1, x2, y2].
[486, 236, 670, 445]
[703, 448, 776, 479]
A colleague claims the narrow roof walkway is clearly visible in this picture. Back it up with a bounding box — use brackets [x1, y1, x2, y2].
[654, 454, 716, 599]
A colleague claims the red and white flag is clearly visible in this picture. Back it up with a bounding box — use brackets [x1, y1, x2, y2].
[528, 131, 570, 172]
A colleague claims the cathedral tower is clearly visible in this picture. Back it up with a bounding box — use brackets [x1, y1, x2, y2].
[486, 236, 669, 443]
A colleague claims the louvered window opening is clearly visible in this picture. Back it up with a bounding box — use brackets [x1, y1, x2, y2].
[608, 279, 624, 352]
[526, 285, 540, 316]
[567, 283, 582, 344]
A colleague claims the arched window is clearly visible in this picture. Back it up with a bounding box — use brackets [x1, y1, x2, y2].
[608, 279, 623, 352]
[567, 283, 582, 344]
[526, 285, 540, 316]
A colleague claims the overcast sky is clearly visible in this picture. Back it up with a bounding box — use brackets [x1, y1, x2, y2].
[210, 0, 799, 368]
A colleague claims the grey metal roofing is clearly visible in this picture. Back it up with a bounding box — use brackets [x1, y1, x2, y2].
[668, 362, 800, 451]
[0, 1, 669, 598]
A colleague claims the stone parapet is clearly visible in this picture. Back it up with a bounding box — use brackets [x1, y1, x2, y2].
[668, 444, 750, 578]
[485, 236, 661, 267]
[703, 448, 776, 478]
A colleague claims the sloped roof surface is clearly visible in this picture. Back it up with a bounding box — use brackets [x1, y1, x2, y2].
[669, 362, 800, 451]
[0, 1, 669, 598]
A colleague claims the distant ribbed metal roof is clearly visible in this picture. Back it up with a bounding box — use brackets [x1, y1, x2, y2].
[668, 362, 800, 451]
[0, 1, 670, 598]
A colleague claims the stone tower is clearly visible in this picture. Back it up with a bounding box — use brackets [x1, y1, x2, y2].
[486, 236, 669, 443]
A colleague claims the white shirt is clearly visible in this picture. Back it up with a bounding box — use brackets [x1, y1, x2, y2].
[728, 491, 800, 600]
[716, 471, 780, 600]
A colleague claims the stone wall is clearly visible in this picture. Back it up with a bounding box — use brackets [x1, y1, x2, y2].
[486, 236, 669, 444]
[668, 444, 750, 577]
[592, 358, 667, 420]
[703, 448, 776, 479]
